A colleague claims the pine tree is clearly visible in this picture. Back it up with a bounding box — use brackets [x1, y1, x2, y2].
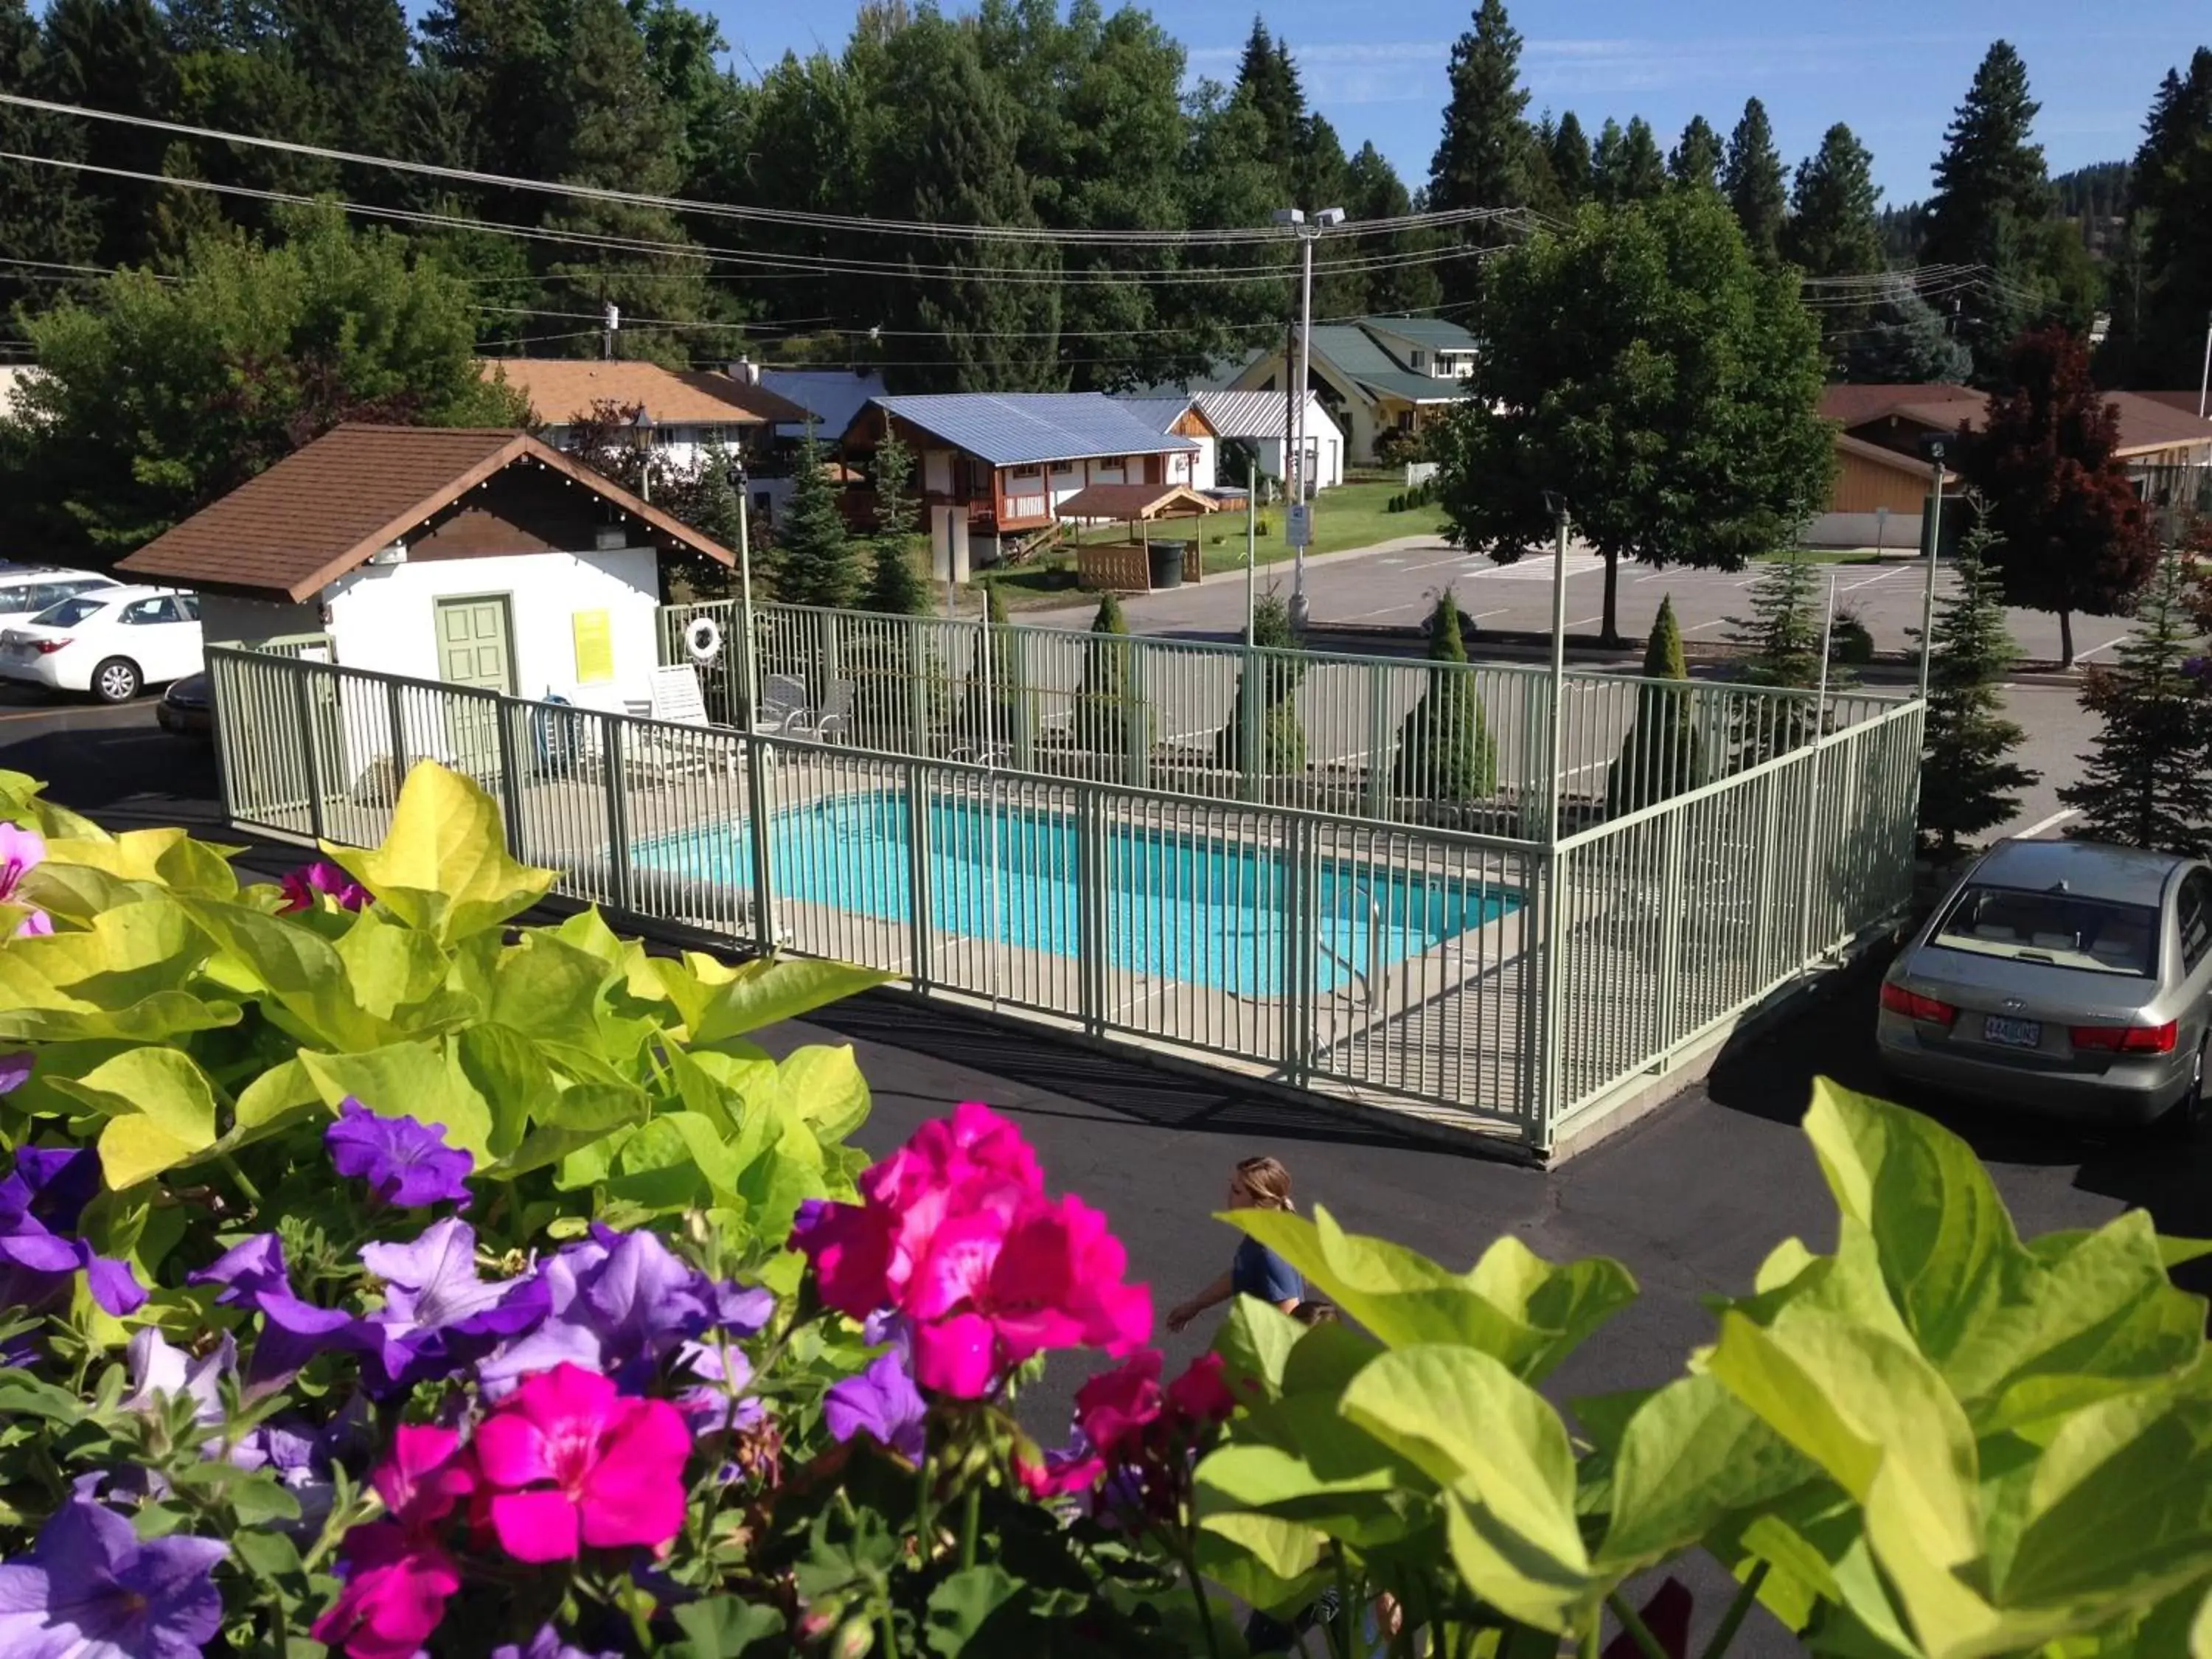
[2059, 549, 2212, 857]
[1608, 594, 1700, 812]
[1922, 41, 2053, 378]
[1235, 17, 1302, 166]
[1214, 589, 1306, 776]
[1392, 589, 1496, 806]
[1427, 0, 1530, 300]
[1591, 116, 1666, 204]
[672, 444, 741, 599]
[1727, 553, 1826, 762]
[1722, 97, 1787, 261]
[1918, 512, 2034, 857]
[0, 0, 97, 321]
[1548, 111, 1591, 206]
[1668, 115, 1722, 189]
[960, 581, 1021, 751]
[2110, 48, 2212, 387]
[1785, 124, 1884, 279]
[773, 434, 859, 608]
[1344, 143, 1442, 315]
[1074, 591, 1152, 756]
[862, 433, 931, 616]
[1842, 278, 1975, 383]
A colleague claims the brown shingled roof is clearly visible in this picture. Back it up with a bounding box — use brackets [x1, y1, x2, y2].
[117, 425, 732, 602]
[1822, 381, 2212, 460]
[483, 358, 808, 428]
[1817, 383, 1982, 428]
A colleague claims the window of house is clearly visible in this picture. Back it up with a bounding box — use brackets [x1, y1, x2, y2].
[1396, 411, 1416, 433]
[1051, 460, 1077, 475]
[1409, 349, 1427, 372]
[1096, 456, 1124, 470]
[1010, 463, 1043, 477]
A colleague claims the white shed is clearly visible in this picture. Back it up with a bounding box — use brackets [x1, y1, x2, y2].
[117, 425, 736, 720]
[1194, 391, 1346, 492]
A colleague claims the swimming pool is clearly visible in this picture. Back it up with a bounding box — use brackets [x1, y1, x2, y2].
[631, 789, 1517, 998]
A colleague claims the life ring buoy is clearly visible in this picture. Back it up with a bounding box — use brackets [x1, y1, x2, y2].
[685, 616, 723, 664]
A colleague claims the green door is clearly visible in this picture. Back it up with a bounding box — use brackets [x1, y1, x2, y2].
[435, 595, 515, 780]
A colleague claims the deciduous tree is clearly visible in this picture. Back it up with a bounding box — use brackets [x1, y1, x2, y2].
[1961, 324, 2157, 666]
[2, 206, 524, 560]
[1430, 189, 1833, 644]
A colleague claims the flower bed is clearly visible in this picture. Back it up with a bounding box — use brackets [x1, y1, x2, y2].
[1, 759, 2211, 1657]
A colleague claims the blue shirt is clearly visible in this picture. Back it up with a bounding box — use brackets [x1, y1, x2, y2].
[1232, 1235, 1302, 1306]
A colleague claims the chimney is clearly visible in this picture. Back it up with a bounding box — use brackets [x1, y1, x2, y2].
[727, 355, 759, 386]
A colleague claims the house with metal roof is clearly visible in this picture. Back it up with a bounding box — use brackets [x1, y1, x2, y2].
[1113, 390, 1345, 493]
[1226, 317, 1479, 464]
[839, 393, 1200, 560]
[759, 368, 889, 443]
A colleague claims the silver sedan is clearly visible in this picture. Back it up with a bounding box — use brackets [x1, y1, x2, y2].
[1877, 838, 2212, 1132]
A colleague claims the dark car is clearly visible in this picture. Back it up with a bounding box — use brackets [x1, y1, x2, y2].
[156, 672, 212, 738]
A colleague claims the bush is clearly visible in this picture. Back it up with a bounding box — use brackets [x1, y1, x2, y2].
[1392, 590, 1497, 804]
[5, 768, 2212, 1657]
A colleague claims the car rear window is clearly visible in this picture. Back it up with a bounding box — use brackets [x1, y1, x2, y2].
[1933, 883, 2160, 977]
[30, 596, 108, 627]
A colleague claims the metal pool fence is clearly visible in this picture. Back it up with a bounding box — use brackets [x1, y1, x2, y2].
[209, 641, 1922, 1156]
[660, 600, 1899, 834]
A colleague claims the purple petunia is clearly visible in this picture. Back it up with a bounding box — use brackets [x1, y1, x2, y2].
[824, 1348, 928, 1464]
[0, 823, 42, 903]
[324, 1096, 473, 1209]
[476, 1225, 772, 1397]
[491, 1627, 623, 1659]
[360, 1217, 547, 1391]
[188, 1234, 361, 1390]
[122, 1329, 234, 1425]
[0, 1146, 146, 1320]
[0, 1051, 29, 1095]
[277, 859, 369, 915]
[0, 1498, 229, 1659]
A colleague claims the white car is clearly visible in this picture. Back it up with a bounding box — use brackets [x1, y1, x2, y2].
[0, 566, 118, 622]
[0, 585, 204, 703]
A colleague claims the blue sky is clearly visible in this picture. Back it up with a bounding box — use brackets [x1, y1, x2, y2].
[709, 0, 2208, 206]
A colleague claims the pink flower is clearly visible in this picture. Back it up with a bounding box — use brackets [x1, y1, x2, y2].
[1015, 1437, 1106, 1499]
[470, 1363, 692, 1562]
[279, 859, 370, 914]
[310, 1521, 461, 1659]
[1165, 1353, 1237, 1427]
[1075, 1352, 1164, 1461]
[374, 1425, 475, 1529]
[795, 1106, 1151, 1400]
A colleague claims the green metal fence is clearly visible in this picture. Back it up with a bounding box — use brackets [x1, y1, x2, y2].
[208, 638, 1921, 1156]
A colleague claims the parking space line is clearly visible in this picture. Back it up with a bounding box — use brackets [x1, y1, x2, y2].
[2075, 636, 2129, 661]
[2011, 807, 2079, 839]
[1680, 619, 1730, 633]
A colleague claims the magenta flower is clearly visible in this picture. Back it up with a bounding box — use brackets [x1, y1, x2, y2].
[791, 1104, 1150, 1399]
[0, 822, 43, 902]
[470, 1363, 693, 1562]
[824, 1349, 928, 1463]
[375, 1425, 476, 1529]
[0, 1498, 229, 1659]
[311, 1521, 462, 1659]
[1165, 1352, 1237, 1426]
[325, 1096, 473, 1209]
[279, 859, 370, 914]
[1076, 1351, 1165, 1461]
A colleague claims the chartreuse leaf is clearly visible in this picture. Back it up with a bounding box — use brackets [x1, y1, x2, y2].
[456, 1023, 555, 1158]
[17, 860, 159, 925]
[1225, 1206, 1635, 1376]
[1340, 1343, 1602, 1633]
[0, 897, 206, 1009]
[333, 905, 466, 1026]
[47, 1048, 220, 1188]
[777, 1043, 870, 1141]
[178, 894, 394, 1051]
[484, 931, 613, 1039]
[1192, 1512, 1329, 1617]
[39, 827, 237, 899]
[321, 761, 556, 943]
[298, 1041, 493, 1163]
[687, 957, 891, 1046]
[2195, 1585, 2212, 1658]
[1595, 1373, 1812, 1571]
[1213, 1295, 1306, 1402]
[229, 1058, 320, 1140]
[1803, 1079, 2022, 1369]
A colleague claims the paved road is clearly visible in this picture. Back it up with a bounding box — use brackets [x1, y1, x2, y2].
[10, 694, 2197, 1655]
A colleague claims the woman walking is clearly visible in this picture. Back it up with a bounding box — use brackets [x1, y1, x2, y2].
[1164, 1155, 1302, 1334]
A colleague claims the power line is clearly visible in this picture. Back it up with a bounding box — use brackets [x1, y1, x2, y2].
[0, 150, 1523, 288]
[1, 93, 1534, 249]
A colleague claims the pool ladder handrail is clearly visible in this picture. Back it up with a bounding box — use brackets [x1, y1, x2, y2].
[1312, 882, 1381, 1009]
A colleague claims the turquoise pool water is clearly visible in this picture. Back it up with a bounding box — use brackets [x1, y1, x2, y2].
[632, 790, 1516, 998]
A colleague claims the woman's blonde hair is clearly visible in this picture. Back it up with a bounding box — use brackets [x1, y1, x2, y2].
[1235, 1155, 1295, 1211]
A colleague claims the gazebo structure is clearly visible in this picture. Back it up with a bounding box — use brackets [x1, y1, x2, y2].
[1056, 483, 1217, 593]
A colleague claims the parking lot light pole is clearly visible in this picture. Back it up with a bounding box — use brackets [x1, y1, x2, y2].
[1543, 493, 1570, 844]
[1918, 439, 1946, 703]
[1272, 205, 1345, 630]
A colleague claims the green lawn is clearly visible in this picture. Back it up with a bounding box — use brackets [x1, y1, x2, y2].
[982, 479, 1447, 608]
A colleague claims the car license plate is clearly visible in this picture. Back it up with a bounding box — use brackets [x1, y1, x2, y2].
[1983, 1015, 2042, 1049]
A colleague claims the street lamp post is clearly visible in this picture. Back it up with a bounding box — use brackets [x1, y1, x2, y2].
[1917, 438, 1946, 703]
[1272, 205, 1346, 630]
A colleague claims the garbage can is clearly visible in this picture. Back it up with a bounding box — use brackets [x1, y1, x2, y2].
[1147, 540, 1184, 590]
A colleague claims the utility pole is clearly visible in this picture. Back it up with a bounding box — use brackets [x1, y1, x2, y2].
[1543, 493, 1570, 845]
[1271, 205, 1345, 631]
[602, 298, 619, 362]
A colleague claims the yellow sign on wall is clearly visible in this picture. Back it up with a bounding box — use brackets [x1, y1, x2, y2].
[571, 609, 615, 684]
